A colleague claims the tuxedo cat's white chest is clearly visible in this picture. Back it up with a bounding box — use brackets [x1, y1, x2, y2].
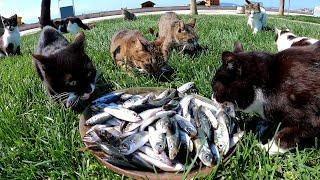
[3, 28, 20, 51]
[67, 22, 80, 34]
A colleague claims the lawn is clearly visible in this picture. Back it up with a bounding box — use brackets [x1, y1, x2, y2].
[1, 14, 320, 179]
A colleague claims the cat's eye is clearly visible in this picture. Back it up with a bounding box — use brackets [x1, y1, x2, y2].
[69, 81, 77, 86]
[178, 28, 182, 33]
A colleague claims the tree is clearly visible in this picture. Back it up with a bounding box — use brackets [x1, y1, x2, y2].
[190, 0, 198, 15]
[279, 0, 285, 15]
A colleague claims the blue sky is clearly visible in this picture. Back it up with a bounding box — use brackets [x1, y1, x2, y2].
[1, 0, 320, 24]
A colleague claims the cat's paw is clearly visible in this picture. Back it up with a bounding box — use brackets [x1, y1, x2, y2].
[258, 140, 288, 155]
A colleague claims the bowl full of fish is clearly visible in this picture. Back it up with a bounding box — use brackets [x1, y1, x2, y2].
[79, 82, 244, 179]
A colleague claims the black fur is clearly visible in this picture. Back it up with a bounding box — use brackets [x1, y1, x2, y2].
[33, 0, 97, 106]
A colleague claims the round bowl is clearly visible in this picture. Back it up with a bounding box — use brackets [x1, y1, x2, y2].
[79, 87, 239, 179]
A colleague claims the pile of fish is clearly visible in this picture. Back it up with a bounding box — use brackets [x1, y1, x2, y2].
[83, 82, 244, 172]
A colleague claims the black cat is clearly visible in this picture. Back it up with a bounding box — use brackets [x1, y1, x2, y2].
[212, 41, 320, 155]
[0, 14, 21, 57]
[33, 0, 97, 108]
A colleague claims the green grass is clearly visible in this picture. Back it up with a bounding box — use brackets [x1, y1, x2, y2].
[273, 15, 320, 25]
[1, 14, 320, 179]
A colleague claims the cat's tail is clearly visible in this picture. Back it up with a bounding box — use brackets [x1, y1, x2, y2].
[40, 0, 57, 29]
[245, 0, 252, 4]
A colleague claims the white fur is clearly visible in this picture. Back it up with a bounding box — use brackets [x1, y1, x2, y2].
[2, 26, 20, 55]
[275, 29, 319, 52]
[247, 7, 267, 34]
[67, 21, 80, 35]
[243, 88, 267, 119]
[259, 138, 290, 155]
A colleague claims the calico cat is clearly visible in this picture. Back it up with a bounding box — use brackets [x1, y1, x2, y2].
[275, 28, 319, 52]
[110, 29, 173, 78]
[121, 8, 136, 21]
[212, 41, 320, 155]
[33, 0, 97, 108]
[54, 17, 91, 34]
[156, 12, 200, 60]
[0, 14, 21, 57]
[246, 0, 267, 34]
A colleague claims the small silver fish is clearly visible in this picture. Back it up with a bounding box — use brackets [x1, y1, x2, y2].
[193, 98, 219, 112]
[197, 107, 213, 141]
[139, 107, 163, 120]
[179, 130, 193, 152]
[166, 120, 180, 160]
[135, 152, 185, 172]
[210, 143, 220, 164]
[194, 138, 213, 167]
[177, 82, 195, 94]
[174, 114, 197, 137]
[104, 107, 141, 122]
[155, 89, 170, 100]
[214, 112, 230, 155]
[179, 95, 194, 117]
[148, 126, 166, 154]
[83, 130, 102, 143]
[139, 146, 172, 166]
[201, 106, 219, 129]
[132, 153, 154, 170]
[96, 143, 124, 158]
[93, 92, 124, 104]
[155, 116, 172, 133]
[123, 93, 154, 109]
[102, 156, 138, 169]
[119, 131, 149, 155]
[139, 110, 176, 131]
[85, 112, 113, 126]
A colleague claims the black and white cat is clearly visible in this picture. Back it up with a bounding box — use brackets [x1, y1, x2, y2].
[121, 8, 136, 21]
[0, 14, 21, 57]
[33, 0, 97, 108]
[246, 0, 267, 34]
[54, 17, 91, 35]
[275, 28, 319, 52]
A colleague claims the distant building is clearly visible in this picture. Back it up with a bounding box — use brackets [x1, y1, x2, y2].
[141, 1, 155, 8]
[205, 0, 220, 6]
[314, 6, 320, 17]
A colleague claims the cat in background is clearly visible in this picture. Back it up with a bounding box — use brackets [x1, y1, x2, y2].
[275, 28, 319, 51]
[121, 8, 136, 21]
[0, 14, 21, 58]
[246, 0, 267, 34]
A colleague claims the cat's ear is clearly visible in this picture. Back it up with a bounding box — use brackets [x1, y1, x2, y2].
[154, 37, 165, 47]
[188, 18, 196, 28]
[233, 41, 244, 53]
[70, 31, 85, 51]
[12, 14, 17, 20]
[174, 21, 185, 30]
[136, 37, 149, 51]
[274, 27, 281, 34]
[222, 51, 237, 69]
[32, 54, 54, 69]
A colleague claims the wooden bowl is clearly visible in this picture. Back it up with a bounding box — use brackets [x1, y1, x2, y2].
[79, 87, 239, 179]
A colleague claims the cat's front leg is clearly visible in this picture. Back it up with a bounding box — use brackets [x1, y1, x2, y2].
[16, 46, 21, 55]
[253, 28, 259, 35]
[259, 139, 289, 155]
